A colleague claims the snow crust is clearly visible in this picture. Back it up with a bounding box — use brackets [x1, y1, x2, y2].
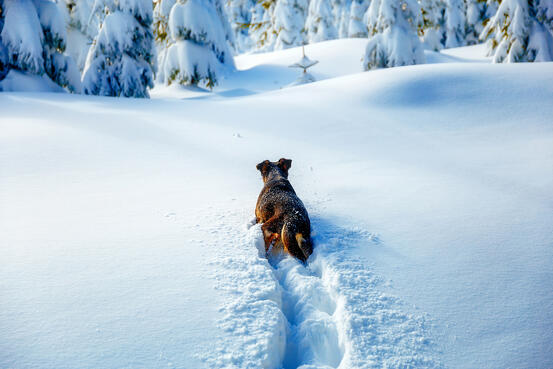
[1, 40, 553, 369]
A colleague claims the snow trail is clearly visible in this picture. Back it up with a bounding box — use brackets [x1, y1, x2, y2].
[202, 206, 443, 368]
[269, 252, 344, 368]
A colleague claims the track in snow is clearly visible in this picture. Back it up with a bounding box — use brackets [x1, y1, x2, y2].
[201, 206, 442, 368]
[268, 251, 344, 368]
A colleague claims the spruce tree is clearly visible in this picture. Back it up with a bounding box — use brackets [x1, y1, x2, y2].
[273, 0, 309, 49]
[82, 0, 155, 97]
[364, 0, 426, 70]
[419, 0, 446, 50]
[482, 0, 553, 62]
[225, 0, 256, 53]
[58, 0, 107, 71]
[445, 0, 466, 47]
[306, 0, 337, 43]
[153, 0, 175, 83]
[158, 0, 235, 88]
[0, 0, 80, 92]
[0, 2, 7, 81]
[464, 0, 486, 45]
[347, 0, 370, 38]
[250, 0, 277, 51]
[214, 0, 236, 53]
[484, 0, 500, 22]
[153, 0, 175, 47]
[331, 0, 352, 38]
[535, 0, 553, 31]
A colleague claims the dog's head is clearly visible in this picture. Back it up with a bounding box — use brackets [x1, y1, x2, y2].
[256, 158, 292, 182]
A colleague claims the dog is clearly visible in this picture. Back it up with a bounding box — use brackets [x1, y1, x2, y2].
[255, 158, 313, 262]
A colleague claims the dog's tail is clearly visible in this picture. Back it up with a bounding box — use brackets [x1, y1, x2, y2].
[282, 222, 313, 262]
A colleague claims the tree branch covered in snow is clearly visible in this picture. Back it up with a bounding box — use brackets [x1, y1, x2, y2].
[482, 0, 553, 62]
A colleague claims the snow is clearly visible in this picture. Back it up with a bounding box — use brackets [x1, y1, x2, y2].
[0, 70, 64, 92]
[1, 40, 553, 369]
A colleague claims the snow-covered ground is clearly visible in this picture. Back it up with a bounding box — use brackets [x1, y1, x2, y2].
[1, 40, 552, 369]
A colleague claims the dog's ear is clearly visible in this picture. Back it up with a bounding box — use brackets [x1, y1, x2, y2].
[256, 160, 270, 173]
[277, 158, 292, 173]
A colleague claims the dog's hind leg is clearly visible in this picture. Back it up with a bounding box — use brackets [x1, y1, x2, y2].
[261, 216, 282, 253]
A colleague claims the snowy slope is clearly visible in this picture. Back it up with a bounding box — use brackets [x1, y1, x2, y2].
[1, 41, 553, 369]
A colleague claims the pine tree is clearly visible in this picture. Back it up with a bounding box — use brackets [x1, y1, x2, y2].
[273, 0, 309, 49]
[158, 0, 235, 89]
[464, 0, 486, 45]
[444, 0, 466, 47]
[364, 0, 426, 70]
[333, 0, 353, 38]
[347, 0, 370, 38]
[484, 0, 500, 22]
[214, 0, 236, 53]
[482, 0, 553, 62]
[535, 0, 553, 30]
[306, 0, 337, 43]
[57, 0, 107, 71]
[225, 0, 256, 53]
[250, 0, 277, 51]
[0, 0, 80, 92]
[82, 0, 155, 97]
[419, 0, 446, 51]
[0, 2, 8, 81]
[153, 0, 175, 47]
[153, 0, 175, 84]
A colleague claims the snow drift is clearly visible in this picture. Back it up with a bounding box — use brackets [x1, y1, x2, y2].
[1, 41, 552, 369]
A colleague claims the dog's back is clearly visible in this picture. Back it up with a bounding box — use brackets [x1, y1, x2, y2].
[256, 159, 312, 262]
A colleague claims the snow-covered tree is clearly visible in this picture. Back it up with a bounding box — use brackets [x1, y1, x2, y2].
[444, 0, 466, 47]
[225, 0, 256, 52]
[57, 0, 107, 71]
[535, 0, 553, 30]
[273, 0, 309, 49]
[0, 0, 80, 92]
[82, 0, 155, 97]
[347, 0, 370, 38]
[249, 0, 277, 51]
[364, 0, 426, 70]
[306, 0, 338, 42]
[153, 0, 175, 46]
[153, 0, 175, 85]
[214, 0, 236, 52]
[484, 0, 500, 21]
[0, 2, 7, 81]
[158, 0, 235, 89]
[333, 0, 353, 38]
[482, 0, 553, 62]
[419, 0, 446, 50]
[464, 0, 486, 45]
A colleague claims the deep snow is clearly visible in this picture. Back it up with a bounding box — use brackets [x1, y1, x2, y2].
[1, 40, 552, 369]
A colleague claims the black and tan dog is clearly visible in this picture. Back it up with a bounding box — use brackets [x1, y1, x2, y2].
[255, 158, 313, 262]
